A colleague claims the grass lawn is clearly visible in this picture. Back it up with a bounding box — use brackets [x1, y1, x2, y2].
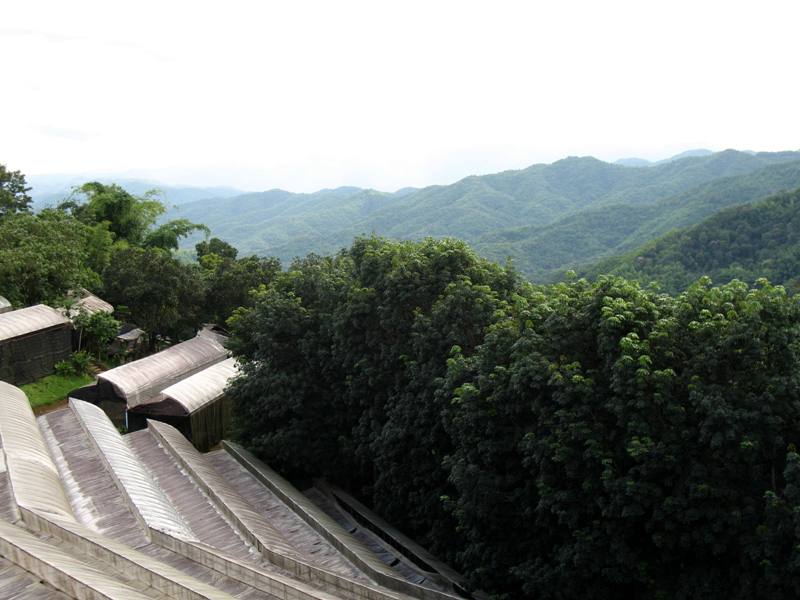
[20, 372, 94, 410]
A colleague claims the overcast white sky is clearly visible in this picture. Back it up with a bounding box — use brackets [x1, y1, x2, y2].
[2, 0, 799, 192]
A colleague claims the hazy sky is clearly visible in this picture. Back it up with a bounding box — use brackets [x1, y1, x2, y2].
[2, 0, 799, 192]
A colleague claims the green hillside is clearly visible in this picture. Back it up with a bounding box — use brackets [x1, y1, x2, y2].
[477, 159, 800, 281]
[169, 150, 800, 263]
[583, 187, 800, 293]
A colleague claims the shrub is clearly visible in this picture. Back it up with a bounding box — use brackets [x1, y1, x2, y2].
[54, 360, 76, 377]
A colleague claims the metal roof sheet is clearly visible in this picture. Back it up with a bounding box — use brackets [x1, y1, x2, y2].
[0, 382, 74, 521]
[70, 399, 195, 539]
[160, 358, 239, 414]
[60, 289, 114, 318]
[98, 333, 229, 408]
[0, 305, 70, 343]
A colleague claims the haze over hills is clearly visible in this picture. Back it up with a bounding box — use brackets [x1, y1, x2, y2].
[614, 148, 714, 167]
[164, 149, 800, 275]
[28, 174, 244, 211]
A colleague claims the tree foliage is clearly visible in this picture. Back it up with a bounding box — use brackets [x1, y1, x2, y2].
[585, 187, 800, 294]
[229, 236, 800, 600]
[101, 246, 205, 345]
[59, 181, 206, 249]
[228, 237, 522, 549]
[0, 210, 108, 306]
[196, 238, 280, 324]
[0, 163, 32, 216]
[73, 309, 121, 356]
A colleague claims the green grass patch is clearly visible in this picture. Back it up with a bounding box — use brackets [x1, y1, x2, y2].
[21, 373, 94, 409]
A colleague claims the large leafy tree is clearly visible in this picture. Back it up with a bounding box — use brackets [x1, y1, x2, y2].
[196, 237, 280, 324]
[59, 182, 206, 249]
[102, 246, 205, 345]
[0, 163, 32, 217]
[228, 236, 523, 553]
[0, 210, 109, 306]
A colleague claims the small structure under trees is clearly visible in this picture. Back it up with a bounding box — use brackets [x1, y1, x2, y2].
[0, 295, 11, 314]
[0, 304, 72, 384]
[127, 357, 238, 450]
[60, 288, 114, 319]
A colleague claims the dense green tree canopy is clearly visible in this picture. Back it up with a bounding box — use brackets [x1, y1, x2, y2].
[197, 237, 280, 324]
[0, 210, 109, 306]
[101, 246, 205, 345]
[228, 236, 800, 600]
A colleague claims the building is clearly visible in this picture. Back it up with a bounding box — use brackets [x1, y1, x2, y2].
[72, 330, 230, 426]
[0, 381, 470, 600]
[127, 357, 238, 450]
[0, 304, 72, 384]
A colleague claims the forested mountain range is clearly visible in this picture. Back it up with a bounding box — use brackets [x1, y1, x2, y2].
[477, 159, 800, 280]
[582, 187, 800, 293]
[166, 149, 800, 274]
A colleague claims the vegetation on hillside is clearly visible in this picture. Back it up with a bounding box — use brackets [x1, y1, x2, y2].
[228, 236, 800, 599]
[584, 187, 800, 294]
[169, 150, 800, 266]
[477, 160, 800, 280]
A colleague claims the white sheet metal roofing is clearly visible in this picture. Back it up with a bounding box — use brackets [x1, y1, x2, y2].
[160, 357, 239, 414]
[0, 381, 75, 521]
[98, 333, 229, 408]
[0, 304, 70, 343]
[70, 399, 196, 539]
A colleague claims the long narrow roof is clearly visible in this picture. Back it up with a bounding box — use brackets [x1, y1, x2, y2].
[70, 399, 195, 538]
[0, 381, 74, 520]
[159, 357, 239, 414]
[97, 333, 229, 408]
[0, 304, 70, 343]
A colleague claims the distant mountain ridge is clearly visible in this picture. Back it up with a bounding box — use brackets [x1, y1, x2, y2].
[166, 149, 800, 271]
[31, 150, 800, 287]
[475, 159, 800, 280]
[614, 149, 714, 167]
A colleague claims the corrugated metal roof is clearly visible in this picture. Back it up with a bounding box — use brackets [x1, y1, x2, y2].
[60, 289, 114, 318]
[160, 358, 239, 414]
[98, 333, 229, 408]
[0, 519, 154, 600]
[0, 382, 75, 521]
[0, 305, 70, 343]
[70, 399, 196, 539]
